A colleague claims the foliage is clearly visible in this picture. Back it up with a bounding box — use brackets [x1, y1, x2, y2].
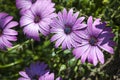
[0, 0, 120, 80]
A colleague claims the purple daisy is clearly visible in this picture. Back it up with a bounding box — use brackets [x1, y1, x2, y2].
[16, 0, 51, 14]
[0, 12, 18, 50]
[18, 62, 62, 80]
[20, 0, 57, 41]
[18, 62, 49, 80]
[50, 8, 87, 49]
[73, 16, 115, 66]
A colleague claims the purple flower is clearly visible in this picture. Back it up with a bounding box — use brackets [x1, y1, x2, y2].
[18, 62, 62, 80]
[18, 62, 49, 80]
[50, 8, 87, 49]
[16, 0, 51, 14]
[0, 12, 18, 50]
[73, 16, 115, 66]
[20, 0, 57, 41]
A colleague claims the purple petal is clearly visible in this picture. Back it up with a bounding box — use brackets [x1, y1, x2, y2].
[74, 30, 90, 40]
[50, 28, 64, 33]
[67, 9, 73, 24]
[72, 12, 79, 24]
[73, 44, 90, 59]
[58, 12, 64, 23]
[39, 25, 50, 36]
[22, 10, 34, 19]
[56, 77, 62, 80]
[87, 16, 93, 35]
[74, 17, 85, 25]
[98, 32, 115, 45]
[81, 45, 91, 63]
[0, 12, 8, 19]
[39, 21, 50, 32]
[0, 37, 7, 50]
[20, 16, 33, 27]
[61, 39, 67, 49]
[3, 35, 17, 41]
[41, 3, 56, 18]
[51, 33, 63, 42]
[5, 21, 18, 29]
[39, 72, 54, 80]
[62, 8, 67, 24]
[92, 19, 102, 37]
[87, 46, 98, 66]
[95, 47, 104, 64]
[98, 42, 114, 54]
[70, 33, 82, 44]
[31, 0, 50, 15]
[42, 18, 52, 25]
[73, 23, 87, 30]
[19, 71, 29, 79]
[3, 29, 18, 35]
[52, 18, 64, 28]
[45, 13, 57, 19]
[47, 73, 54, 80]
[55, 36, 66, 48]
[18, 77, 30, 80]
[23, 23, 40, 41]
[2, 16, 13, 28]
[1, 36, 12, 47]
[68, 35, 79, 48]
[16, 0, 32, 9]
[65, 35, 72, 49]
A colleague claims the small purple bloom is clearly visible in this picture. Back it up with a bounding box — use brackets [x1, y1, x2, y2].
[16, 0, 51, 14]
[0, 12, 18, 50]
[50, 8, 87, 49]
[20, 0, 57, 41]
[18, 62, 49, 80]
[73, 16, 115, 66]
[18, 62, 62, 80]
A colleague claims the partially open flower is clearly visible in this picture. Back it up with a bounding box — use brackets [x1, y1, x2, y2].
[73, 16, 115, 66]
[18, 62, 62, 80]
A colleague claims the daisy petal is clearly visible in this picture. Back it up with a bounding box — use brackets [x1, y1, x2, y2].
[95, 47, 104, 64]
[73, 44, 90, 59]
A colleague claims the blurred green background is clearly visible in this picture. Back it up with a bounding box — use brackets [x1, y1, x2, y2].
[0, 0, 120, 80]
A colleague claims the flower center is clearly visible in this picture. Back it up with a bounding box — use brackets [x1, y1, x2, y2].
[31, 0, 36, 4]
[89, 37, 98, 46]
[64, 25, 72, 34]
[0, 29, 2, 36]
[34, 15, 41, 23]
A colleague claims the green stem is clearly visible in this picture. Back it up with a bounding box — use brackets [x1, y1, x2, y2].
[0, 59, 23, 68]
[7, 40, 31, 52]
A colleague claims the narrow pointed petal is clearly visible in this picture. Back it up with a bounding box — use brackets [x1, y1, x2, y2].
[19, 71, 29, 79]
[23, 23, 40, 41]
[87, 16, 93, 35]
[55, 36, 65, 48]
[95, 47, 104, 64]
[98, 42, 114, 54]
[73, 44, 90, 59]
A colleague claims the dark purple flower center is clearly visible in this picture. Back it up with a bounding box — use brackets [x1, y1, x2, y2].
[31, 0, 36, 4]
[34, 15, 41, 23]
[89, 36, 98, 46]
[64, 25, 72, 34]
[0, 29, 2, 36]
